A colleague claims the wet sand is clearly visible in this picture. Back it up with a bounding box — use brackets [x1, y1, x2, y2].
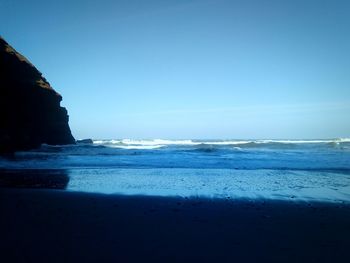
[1, 188, 350, 262]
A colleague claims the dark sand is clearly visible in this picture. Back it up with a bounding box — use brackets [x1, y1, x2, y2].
[1, 188, 350, 263]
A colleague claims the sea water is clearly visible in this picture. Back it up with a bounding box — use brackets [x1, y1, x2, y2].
[1, 139, 350, 203]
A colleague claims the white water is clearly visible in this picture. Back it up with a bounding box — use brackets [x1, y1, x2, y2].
[91, 138, 350, 149]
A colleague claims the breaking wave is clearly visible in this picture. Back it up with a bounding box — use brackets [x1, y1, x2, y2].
[92, 138, 350, 150]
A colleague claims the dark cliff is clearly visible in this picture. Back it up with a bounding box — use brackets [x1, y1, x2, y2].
[0, 37, 75, 153]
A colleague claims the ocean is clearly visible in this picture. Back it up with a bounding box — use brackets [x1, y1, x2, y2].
[1, 138, 350, 203]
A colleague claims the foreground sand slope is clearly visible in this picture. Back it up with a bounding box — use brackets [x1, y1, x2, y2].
[1, 189, 349, 262]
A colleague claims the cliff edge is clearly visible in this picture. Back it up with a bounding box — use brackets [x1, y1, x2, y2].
[0, 37, 75, 153]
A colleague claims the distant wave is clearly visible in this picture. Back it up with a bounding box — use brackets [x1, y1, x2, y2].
[108, 145, 165, 150]
[92, 138, 350, 150]
[256, 138, 350, 144]
[1, 138, 349, 171]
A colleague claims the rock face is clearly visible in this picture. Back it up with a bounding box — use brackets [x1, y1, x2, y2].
[0, 37, 75, 153]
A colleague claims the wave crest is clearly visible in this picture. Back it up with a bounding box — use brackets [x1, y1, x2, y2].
[92, 138, 350, 150]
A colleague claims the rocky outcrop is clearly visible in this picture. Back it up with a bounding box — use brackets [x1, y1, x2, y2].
[0, 37, 75, 154]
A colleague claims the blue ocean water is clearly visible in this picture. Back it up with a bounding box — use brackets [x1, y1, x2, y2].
[1, 139, 350, 202]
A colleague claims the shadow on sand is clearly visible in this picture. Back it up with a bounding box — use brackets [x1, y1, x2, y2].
[0, 169, 69, 189]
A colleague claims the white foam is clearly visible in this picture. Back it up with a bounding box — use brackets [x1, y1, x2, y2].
[233, 147, 243, 150]
[93, 140, 121, 144]
[121, 139, 198, 145]
[335, 138, 350, 143]
[119, 139, 253, 146]
[254, 139, 350, 144]
[93, 140, 108, 144]
[92, 138, 350, 148]
[256, 140, 331, 144]
[109, 145, 165, 150]
[206, 141, 252, 145]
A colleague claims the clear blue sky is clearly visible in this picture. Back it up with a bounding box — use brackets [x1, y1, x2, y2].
[1, 0, 349, 139]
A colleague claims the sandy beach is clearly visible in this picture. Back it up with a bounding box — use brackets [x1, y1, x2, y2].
[1, 187, 349, 263]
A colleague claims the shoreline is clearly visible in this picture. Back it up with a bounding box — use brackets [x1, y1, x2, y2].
[1, 168, 350, 203]
[1, 188, 350, 262]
